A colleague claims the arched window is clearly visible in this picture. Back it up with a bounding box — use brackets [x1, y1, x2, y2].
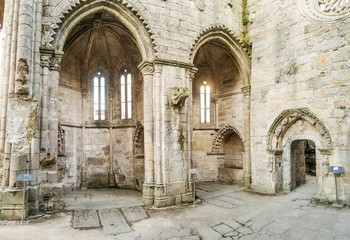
[93, 72, 106, 121]
[121, 69, 132, 119]
[200, 81, 210, 123]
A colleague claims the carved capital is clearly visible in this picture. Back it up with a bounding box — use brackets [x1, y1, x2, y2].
[50, 56, 62, 72]
[138, 62, 154, 75]
[40, 55, 51, 68]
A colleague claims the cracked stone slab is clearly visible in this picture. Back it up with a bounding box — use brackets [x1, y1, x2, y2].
[222, 219, 243, 230]
[121, 206, 148, 223]
[99, 209, 132, 235]
[73, 209, 100, 229]
[212, 224, 234, 235]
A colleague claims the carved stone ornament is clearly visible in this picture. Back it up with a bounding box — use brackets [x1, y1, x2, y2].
[168, 87, 189, 108]
[58, 122, 65, 155]
[15, 58, 30, 96]
[266, 108, 333, 153]
[298, 0, 350, 22]
[133, 121, 144, 155]
[211, 124, 245, 153]
[50, 57, 62, 71]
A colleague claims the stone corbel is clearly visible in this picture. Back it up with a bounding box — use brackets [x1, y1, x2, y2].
[168, 87, 189, 109]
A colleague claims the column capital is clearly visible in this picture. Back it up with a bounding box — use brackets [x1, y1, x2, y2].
[138, 61, 154, 75]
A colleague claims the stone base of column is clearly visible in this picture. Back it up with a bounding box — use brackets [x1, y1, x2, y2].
[0, 188, 28, 220]
[153, 183, 194, 208]
[142, 182, 155, 206]
[244, 173, 251, 187]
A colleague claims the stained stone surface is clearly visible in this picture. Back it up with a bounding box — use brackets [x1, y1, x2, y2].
[73, 209, 100, 229]
[121, 206, 148, 223]
[99, 209, 132, 235]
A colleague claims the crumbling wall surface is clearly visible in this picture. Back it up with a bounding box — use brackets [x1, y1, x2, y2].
[249, 0, 350, 202]
[113, 128, 134, 188]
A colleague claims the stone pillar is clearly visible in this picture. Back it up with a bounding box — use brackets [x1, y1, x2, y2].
[1, 143, 12, 187]
[39, 48, 53, 152]
[139, 62, 155, 205]
[0, 0, 18, 152]
[152, 60, 194, 207]
[48, 53, 63, 154]
[242, 86, 251, 187]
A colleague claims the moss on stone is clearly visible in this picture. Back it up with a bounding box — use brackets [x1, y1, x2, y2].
[26, 107, 38, 142]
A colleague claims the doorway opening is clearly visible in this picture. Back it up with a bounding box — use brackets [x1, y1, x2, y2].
[290, 139, 316, 190]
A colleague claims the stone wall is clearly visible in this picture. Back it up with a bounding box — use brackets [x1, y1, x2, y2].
[249, 0, 350, 201]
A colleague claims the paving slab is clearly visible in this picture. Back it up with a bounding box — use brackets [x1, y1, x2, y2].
[73, 209, 100, 229]
[99, 208, 132, 235]
[121, 206, 148, 222]
[222, 219, 242, 230]
[212, 224, 234, 235]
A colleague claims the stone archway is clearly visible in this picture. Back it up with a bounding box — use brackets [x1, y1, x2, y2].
[190, 26, 252, 186]
[52, 0, 156, 62]
[266, 108, 332, 195]
[211, 125, 245, 184]
[43, 2, 155, 191]
[211, 125, 245, 153]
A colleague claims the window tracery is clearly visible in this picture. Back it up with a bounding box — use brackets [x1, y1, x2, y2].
[200, 81, 210, 123]
[121, 69, 132, 119]
[93, 72, 106, 121]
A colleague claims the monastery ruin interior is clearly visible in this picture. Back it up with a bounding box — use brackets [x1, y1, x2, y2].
[0, 0, 349, 220]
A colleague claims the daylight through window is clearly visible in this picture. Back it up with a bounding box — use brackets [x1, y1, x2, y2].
[93, 72, 106, 121]
[200, 81, 210, 123]
[121, 70, 132, 119]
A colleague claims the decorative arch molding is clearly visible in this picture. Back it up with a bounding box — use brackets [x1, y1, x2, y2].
[211, 124, 245, 153]
[266, 108, 333, 152]
[190, 24, 251, 87]
[50, 0, 157, 61]
[133, 121, 144, 155]
[298, 0, 350, 22]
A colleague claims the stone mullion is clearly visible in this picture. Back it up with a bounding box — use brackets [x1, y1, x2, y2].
[242, 86, 251, 187]
[139, 62, 155, 205]
[14, 0, 35, 97]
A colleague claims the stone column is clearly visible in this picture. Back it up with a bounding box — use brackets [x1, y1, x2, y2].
[242, 86, 251, 187]
[0, 0, 18, 152]
[139, 62, 155, 205]
[14, 0, 35, 98]
[48, 53, 63, 154]
[39, 48, 53, 152]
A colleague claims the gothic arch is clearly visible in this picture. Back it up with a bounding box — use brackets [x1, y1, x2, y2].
[133, 121, 144, 155]
[190, 24, 251, 87]
[211, 125, 245, 153]
[266, 108, 332, 152]
[52, 0, 156, 62]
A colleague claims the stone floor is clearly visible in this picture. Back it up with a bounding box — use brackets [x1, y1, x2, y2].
[1, 177, 350, 239]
